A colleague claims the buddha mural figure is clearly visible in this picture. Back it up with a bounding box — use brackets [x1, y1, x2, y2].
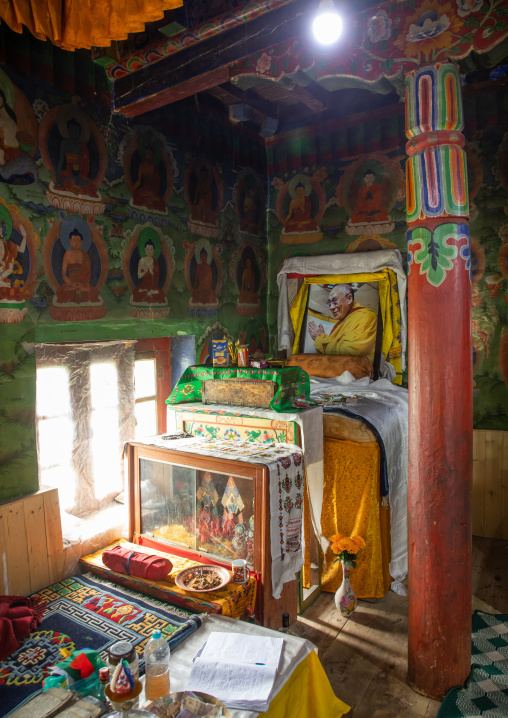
[131, 146, 166, 213]
[55, 116, 97, 197]
[284, 182, 319, 234]
[55, 228, 100, 304]
[192, 247, 217, 305]
[350, 169, 390, 224]
[132, 239, 165, 304]
[0, 218, 26, 296]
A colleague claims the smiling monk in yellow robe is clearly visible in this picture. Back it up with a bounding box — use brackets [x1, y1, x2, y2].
[307, 284, 378, 361]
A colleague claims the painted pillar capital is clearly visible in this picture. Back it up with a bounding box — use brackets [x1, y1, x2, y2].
[405, 63, 468, 225]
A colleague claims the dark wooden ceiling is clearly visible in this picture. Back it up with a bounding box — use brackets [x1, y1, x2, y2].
[106, 0, 401, 136]
[101, 0, 508, 138]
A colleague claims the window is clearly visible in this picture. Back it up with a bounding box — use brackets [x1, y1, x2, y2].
[134, 337, 172, 439]
[35, 341, 135, 518]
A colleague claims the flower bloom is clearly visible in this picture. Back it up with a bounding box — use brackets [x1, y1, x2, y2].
[256, 53, 272, 74]
[367, 10, 392, 43]
[456, 0, 483, 16]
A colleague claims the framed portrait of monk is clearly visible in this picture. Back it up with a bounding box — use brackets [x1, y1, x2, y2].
[301, 281, 382, 367]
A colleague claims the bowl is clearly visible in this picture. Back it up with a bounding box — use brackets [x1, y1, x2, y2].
[174, 564, 231, 593]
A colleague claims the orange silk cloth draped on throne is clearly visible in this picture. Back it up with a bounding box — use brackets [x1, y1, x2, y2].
[0, 0, 183, 50]
[319, 438, 392, 598]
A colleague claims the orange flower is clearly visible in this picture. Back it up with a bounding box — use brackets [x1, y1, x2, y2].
[330, 533, 344, 543]
[330, 533, 365, 556]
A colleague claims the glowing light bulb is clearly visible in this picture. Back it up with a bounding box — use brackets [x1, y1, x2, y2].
[312, 0, 343, 45]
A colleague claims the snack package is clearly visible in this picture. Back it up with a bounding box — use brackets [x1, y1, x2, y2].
[43, 649, 106, 696]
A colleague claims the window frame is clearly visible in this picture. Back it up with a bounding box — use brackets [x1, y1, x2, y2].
[134, 337, 172, 436]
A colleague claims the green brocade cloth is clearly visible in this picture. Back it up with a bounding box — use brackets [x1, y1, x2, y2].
[166, 365, 310, 413]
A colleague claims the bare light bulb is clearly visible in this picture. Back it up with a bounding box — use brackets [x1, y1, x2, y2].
[312, 0, 343, 45]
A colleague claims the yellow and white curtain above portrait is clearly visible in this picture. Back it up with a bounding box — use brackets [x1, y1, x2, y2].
[0, 0, 183, 50]
[290, 269, 403, 384]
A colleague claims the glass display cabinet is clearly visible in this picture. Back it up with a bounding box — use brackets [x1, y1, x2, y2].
[126, 441, 299, 628]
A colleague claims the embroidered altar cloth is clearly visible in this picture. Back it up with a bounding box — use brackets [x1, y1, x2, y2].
[140, 436, 305, 599]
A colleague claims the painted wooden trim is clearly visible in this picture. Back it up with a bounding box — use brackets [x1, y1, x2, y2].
[472, 429, 508, 540]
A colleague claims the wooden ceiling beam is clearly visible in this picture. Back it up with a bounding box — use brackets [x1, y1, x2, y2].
[111, 0, 382, 117]
[218, 82, 279, 119]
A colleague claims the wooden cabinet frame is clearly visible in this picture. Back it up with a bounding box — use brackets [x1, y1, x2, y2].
[126, 442, 298, 628]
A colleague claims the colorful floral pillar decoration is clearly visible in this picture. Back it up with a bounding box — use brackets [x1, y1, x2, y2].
[405, 63, 472, 700]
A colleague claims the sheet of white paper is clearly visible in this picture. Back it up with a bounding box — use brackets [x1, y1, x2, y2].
[186, 658, 277, 705]
[198, 632, 284, 667]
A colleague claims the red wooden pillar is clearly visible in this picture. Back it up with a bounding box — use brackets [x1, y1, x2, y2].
[405, 63, 472, 699]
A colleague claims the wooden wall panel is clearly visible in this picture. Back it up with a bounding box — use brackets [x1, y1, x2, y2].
[0, 487, 64, 595]
[472, 430, 508, 540]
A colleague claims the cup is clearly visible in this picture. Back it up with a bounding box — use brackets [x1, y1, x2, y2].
[231, 559, 251, 584]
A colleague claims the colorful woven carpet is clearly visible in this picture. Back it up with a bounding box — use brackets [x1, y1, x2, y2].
[0, 574, 202, 717]
[438, 611, 508, 717]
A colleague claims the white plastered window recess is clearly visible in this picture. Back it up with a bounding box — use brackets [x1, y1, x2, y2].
[35, 340, 136, 562]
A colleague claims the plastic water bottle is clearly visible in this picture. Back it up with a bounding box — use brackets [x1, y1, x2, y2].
[144, 629, 170, 700]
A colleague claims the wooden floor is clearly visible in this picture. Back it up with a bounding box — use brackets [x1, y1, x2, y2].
[293, 536, 508, 718]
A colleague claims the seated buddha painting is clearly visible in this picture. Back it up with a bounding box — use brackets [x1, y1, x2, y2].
[336, 154, 405, 236]
[185, 158, 223, 239]
[234, 170, 265, 239]
[276, 173, 325, 245]
[42, 215, 108, 321]
[184, 238, 222, 318]
[124, 129, 175, 218]
[231, 242, 266, 316]
[39, 98, 107, 214]
[123, 225, 173, 319]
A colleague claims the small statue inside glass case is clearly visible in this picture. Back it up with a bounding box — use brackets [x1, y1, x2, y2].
[139, 458, 255, 566]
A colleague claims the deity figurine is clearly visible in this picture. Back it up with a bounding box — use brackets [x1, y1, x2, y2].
[221, 476, 245, 540]
[196, 471, 221, 543]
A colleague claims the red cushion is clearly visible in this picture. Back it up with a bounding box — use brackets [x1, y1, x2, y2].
[102, 545, 172, 580]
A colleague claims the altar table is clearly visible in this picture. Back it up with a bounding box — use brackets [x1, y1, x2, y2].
[145, 613, 350, 718]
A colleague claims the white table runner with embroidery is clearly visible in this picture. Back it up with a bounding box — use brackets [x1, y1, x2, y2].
[138, 436, 304, 599]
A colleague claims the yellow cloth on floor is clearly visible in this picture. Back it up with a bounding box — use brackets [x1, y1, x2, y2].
[321, 438, 392, 598]
[264, 650, 350, 717]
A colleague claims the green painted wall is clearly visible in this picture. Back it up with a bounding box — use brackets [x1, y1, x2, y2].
[0, 62, 268, 502]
